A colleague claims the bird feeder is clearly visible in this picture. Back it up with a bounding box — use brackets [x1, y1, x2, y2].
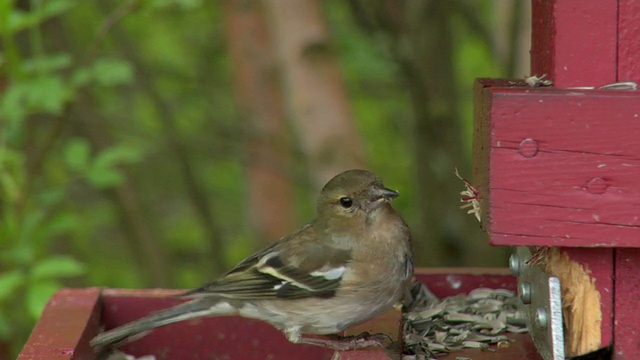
[19, 269, 538, 360]
[472, 1, 640, 359]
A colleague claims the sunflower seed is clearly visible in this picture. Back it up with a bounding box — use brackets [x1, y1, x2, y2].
[403, 286, 528, 357]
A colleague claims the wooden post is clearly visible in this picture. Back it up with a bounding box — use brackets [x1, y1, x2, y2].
[612, 2, 640, 358]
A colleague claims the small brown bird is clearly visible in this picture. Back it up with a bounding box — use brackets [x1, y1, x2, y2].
[91, 169, 413, 352]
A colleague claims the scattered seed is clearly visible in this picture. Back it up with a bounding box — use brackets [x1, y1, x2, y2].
[403, 287, 528, 357]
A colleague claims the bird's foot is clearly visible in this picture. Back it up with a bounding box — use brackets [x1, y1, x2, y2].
[298, 332, 392, 351]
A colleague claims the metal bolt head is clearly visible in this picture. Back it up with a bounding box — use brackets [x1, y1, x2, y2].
[535, 307, 548, 329]
[519, 282, 532, 304]
[509, 254, 521, 275]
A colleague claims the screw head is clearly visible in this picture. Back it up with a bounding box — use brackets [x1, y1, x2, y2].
[518, 138, 538, 158]
[519, 282, 532, 304]
[535, 307, 548, 329]
[586, 177, 607, 195]
[509, 254, 521, 275]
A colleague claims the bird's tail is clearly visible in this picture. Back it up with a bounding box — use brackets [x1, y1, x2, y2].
[91, 298, 233, 352]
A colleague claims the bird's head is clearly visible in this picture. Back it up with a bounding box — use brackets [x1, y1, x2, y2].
[315, 169, 399, 233]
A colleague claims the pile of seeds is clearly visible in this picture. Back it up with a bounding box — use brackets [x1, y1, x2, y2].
[403, 287, 529, 359]
[105, 351, 156, 360]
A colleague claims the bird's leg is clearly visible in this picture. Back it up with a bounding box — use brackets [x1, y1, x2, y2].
[290, 331, 392, 351]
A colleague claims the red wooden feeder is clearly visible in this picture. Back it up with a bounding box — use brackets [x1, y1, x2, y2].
[18, 268, 541, 360]
[472, 1, 640, 359]
[18, 1, 640, 359]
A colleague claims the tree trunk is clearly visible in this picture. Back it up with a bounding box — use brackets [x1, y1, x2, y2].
[223, 0, 295, 244]
[264, 0, 366, 190]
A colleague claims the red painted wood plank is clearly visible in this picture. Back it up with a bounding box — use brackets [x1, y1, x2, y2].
[615, 4, 640, 359]
[18, 288, 102, 360]
[480, 86, 640, 247]
[531, 0, 617, 88]
[618, 0, 640, 84]
[613, 248, 640, 359]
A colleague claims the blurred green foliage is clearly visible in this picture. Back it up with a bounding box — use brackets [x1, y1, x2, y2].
[0, 0, 515, 356]
[0, 0, 145, 352]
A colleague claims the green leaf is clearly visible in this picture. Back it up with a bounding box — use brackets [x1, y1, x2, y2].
[5, 74, 72, 116]
[93, 145, 143, 170]
[63, 138, 91, 172]
[7, 9, 36, 33]
[31, 256, 85, 280]
[73, 58, 135, 89]
[70, 67, 93, 88]
[22, 54, 72, 74]
[40, 0, 76, 20]
[0, 270, 25, 301]
[6, 0, 75, 33]
[26, 280, 60, 319]
[40, 212, 79, 239]
[92, 58, 133, 86]
[0, 244, 35, 268]
[86, 165, 124, 188]
[84, 144, 142, 189]
[23, 75, 69, 114]
[18, 208, 46, 245]
[37, 188, 65, 206]
[0, 82, 29, 127]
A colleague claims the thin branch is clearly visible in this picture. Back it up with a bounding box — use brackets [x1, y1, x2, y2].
[101, 8, 229, 274]
[84, 0, 141, 65]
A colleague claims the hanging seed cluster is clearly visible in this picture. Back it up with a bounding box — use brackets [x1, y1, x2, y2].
[403, 287, 528, 359]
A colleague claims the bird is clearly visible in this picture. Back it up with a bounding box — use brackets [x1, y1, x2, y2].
[91, 169, 414, 352]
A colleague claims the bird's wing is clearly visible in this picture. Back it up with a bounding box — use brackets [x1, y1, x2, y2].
[183, 224, 352, 300]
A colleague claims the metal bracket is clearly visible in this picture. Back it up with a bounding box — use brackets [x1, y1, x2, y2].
[510, 247, 565, 360]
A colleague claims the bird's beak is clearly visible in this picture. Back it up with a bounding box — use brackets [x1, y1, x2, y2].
[365, 186, 399, 212]
[373, 186, 399, 201]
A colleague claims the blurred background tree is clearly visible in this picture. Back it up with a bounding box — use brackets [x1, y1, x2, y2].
[0, 0, 530, 357]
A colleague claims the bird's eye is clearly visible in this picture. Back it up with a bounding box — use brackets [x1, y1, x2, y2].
[339, 197, 353, 209]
